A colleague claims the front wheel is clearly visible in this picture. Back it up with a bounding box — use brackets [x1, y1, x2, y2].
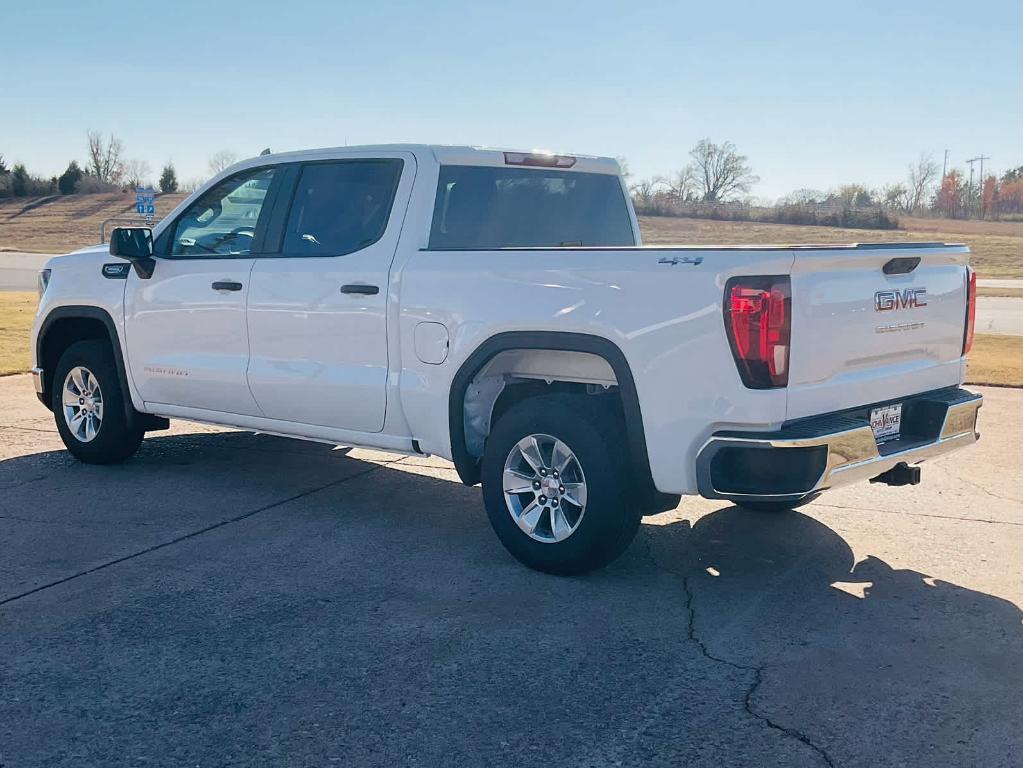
[52, 340, 144, 464]
[481, 394, 640, 575]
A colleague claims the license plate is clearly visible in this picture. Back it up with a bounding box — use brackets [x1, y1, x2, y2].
[870, 403, 902, 442]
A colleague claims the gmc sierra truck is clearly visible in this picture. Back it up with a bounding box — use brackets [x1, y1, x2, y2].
[30, 145, 982, 574]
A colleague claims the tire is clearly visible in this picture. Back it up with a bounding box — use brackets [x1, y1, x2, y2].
[481, 393, 641, 575]
[738, 496, 816, 514]
[52, 340, 144, 464]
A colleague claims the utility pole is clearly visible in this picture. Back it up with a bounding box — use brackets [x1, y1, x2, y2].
[966, 156, 980, 218]
[966, 155, 991, 219]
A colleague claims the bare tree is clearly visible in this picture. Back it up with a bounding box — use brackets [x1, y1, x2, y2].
[207, 150, 239, 176]
[907, 153, 940, 213]
[830, 184, 876, 207]
[615, 156, 632, 183]
[122, 158, 153, 189]
[780, 188, 826, 206]
[629, 178, 660, 207]
[688, 139, 758, 202]
[656, 165, 698, 204]
[86, 130, 124, 185]
[881, 183, 911, 212]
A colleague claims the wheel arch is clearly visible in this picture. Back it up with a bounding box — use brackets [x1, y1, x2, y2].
[448, 331, 676, 511]
[34, 306, 157, 430]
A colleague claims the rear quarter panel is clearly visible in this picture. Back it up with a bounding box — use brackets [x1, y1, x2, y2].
[398, 247, 794, 494]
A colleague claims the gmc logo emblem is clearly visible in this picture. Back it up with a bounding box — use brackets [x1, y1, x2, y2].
[875, 288, 927, 312]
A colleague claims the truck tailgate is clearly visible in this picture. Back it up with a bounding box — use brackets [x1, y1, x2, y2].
[786, 244, 970, 420]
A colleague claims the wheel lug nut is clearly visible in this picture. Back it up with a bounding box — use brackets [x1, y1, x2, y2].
[559, 486, 565, 493]
[533, 480, 541, 490]
[551, 499, 559, 507]
[552, 470, 559, 478]
[540, 468, 547, 476]
[538, 495, 547, 504]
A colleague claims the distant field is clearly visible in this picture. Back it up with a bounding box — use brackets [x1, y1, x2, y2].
[0, 292, 36, 375]
[0, 192, 188, 253]
[639, 216, 1023, 279]
[0, 193, 1020, 278]
[966, 334, 1023, 387]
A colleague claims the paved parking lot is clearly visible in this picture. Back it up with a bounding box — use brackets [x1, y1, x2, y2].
[2, 374, 1021, 767]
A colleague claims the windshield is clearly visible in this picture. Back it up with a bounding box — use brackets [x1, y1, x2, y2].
[428, 165, 635, 249]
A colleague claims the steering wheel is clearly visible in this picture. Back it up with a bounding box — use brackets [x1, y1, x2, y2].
[188, 226, 257, 254]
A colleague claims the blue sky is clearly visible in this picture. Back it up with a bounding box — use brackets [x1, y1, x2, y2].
[3, 0, 1020, 199]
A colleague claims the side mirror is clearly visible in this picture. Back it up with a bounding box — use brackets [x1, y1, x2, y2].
[109, 227, 155, 279]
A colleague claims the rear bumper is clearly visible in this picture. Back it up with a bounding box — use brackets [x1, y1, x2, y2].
[696, 387, 982, 503]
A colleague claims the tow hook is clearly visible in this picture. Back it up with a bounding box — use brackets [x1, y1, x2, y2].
[870, 462, 921, 487]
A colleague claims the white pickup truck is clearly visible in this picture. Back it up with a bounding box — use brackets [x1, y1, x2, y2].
[30, 144, 982, 574]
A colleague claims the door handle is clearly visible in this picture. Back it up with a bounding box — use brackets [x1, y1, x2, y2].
[212, 281, 243, 292]
[340, 284, 380, 295]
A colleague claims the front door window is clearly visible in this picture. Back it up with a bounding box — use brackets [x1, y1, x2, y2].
[171, 167, 275, 256]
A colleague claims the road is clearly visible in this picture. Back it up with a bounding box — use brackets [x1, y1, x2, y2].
[1, 373, 1021, 767]
[979, 278, 1023, 290]
[975, 296, 1023, 335]
[0, 251, 57, 291]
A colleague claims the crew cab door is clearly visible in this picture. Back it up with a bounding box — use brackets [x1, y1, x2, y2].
[123, 166, 278, 415]
[245, 153, 415, 432]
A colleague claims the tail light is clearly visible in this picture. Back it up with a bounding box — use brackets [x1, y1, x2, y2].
[963, 268, 977, 355]
[724, 276, 791, 389]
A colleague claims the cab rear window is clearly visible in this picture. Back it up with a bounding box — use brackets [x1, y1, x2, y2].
[428, 165, 635, 249]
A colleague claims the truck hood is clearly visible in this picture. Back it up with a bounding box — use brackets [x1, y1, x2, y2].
[46, 243, 110, 270]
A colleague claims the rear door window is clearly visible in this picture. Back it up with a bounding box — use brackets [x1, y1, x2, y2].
[429, 165, 635, 249]
[280, 159, 404, 257]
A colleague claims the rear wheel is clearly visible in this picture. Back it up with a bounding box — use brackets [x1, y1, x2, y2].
[52, 340, 143, 464]
[481, 394, 640, 575]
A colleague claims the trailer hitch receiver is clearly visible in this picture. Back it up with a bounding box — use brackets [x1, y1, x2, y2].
[870, 462, 921, 487]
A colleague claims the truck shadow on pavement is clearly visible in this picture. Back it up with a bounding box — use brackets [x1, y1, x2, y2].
[1, 430, 1021, 767]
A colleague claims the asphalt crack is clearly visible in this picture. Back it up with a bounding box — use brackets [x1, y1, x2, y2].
[642, 531, 837, 768]
[941, 469, 1023, 505]
[0, 455, 407, 607]
[814, 501, 1023, 527]
[0, 424, 61, 434]
[682, 574, 837, 768]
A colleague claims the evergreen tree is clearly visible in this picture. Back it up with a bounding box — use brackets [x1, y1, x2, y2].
[159, 163, 179, 193]
[11, 163, 29, 196]
[58, 160, 83, 195]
